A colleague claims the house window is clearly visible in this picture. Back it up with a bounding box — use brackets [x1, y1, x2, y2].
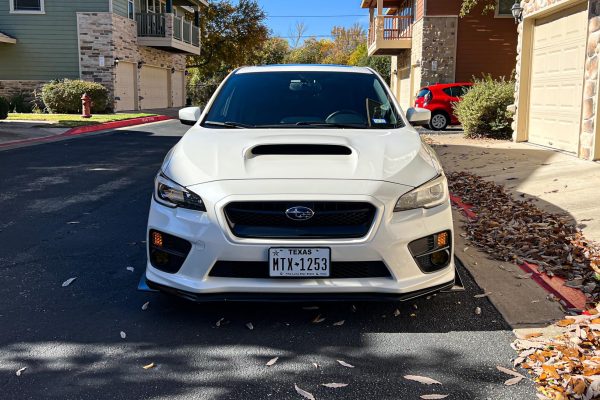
[496, 0, 514, 17]
[128, 0, 135, 19]
[10, 0, 44, 13]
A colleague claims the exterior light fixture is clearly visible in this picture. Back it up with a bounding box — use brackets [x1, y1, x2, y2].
[171, 67, 176, 74]
[114, 57, 120, 66]
[511, 1, 523, 24]
[137, 61, 145, 69]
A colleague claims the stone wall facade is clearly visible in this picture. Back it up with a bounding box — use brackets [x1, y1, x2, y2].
[77, 12, 187, 111]
[0, 80, 45, 104]
[514, 0, 600, 160]
[419, 16, 458, 87]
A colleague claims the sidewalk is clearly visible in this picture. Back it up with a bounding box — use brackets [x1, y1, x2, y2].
[427, 133, 600, 327]
[0, 121, 69, 145]
[429, 133, 600, 243]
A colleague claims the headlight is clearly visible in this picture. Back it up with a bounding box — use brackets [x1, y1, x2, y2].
[154, 172, 206, 211]
[394, 174, 448, 211]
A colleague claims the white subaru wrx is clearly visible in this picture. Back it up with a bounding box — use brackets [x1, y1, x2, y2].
[145, 65, 455, 302]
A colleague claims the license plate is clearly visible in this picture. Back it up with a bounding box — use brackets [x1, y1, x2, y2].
[269, 248, 331, 277]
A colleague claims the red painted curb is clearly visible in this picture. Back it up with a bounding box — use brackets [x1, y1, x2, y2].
[450, 194, 587, 311]
[0, 115, 173, 149]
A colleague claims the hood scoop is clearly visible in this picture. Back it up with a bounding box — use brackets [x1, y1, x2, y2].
[249, 144, 353, 156]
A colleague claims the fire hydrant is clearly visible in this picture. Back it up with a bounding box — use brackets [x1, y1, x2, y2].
[81, 93, 92, 118]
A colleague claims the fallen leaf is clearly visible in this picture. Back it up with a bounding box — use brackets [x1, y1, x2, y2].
[496, 366, 525, 379]
[351, 305, 357, 312]
[215, 318, 224, 327]
[504, 376, 524, 386]
[475, 307, 482, 315]
[337, 360, 355, 368]
[474, 292, 492, 298]
[312, 315, 326, 324]
[141, 301, 149, 311]
[321, 383, 348, 388]
[126, 266, 135, 272]
[420, 395, 449, 400]
[266, 357, 279, 367]
[143, 362, 155, 370]
[15, 367, 26, 376]
[333, 320, 345, 326]
[294, 384, 315, 400]
[120, 331, 126, 339]
[62, 277, 77, 287]
[246, 322, 254, 330]
[403, 375, 442, 385]
[394, 309, 401, 317]
[312, 362, 320, 369]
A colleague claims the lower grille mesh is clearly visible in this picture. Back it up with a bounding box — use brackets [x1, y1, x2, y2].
[209, 261, 392, 279]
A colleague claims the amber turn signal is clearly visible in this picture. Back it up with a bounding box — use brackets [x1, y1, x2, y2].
[152, 231, 163, 247]
[437, 231, 449, 248]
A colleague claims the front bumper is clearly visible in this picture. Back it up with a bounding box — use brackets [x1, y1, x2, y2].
[146, 179, 455, 297]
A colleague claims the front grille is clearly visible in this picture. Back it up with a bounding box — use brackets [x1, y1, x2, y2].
[209, 261, 392, 279]
[223, 201, 377, 239]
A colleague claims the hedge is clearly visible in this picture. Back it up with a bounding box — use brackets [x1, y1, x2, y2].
[0, 97, 8, 120]
[453, 76, 515, 139]
[41, 80, 110, 114]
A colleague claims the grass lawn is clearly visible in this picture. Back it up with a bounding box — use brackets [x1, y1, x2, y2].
[7, 113, 157, 128]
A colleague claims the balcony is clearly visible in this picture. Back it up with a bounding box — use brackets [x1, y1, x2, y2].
[136, 13, 200, 55]
[367, 15, 412, 56]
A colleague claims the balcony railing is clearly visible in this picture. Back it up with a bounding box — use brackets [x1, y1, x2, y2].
[136, 12, 200, 49]
[369, 15, 413, 46]
[136, 13, 166, 37]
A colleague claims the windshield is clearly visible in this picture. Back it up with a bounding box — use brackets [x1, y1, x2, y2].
[202, 71, 403, 129]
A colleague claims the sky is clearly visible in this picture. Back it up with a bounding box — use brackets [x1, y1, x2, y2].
[253, 0, 370, 43]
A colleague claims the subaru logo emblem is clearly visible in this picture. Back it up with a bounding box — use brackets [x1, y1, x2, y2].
[285, 206, 314, 221]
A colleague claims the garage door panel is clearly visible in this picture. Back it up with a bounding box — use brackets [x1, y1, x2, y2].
[172, 71, 184, 108]
[528, 3, 587, 153]
[140, 66, 169, 109]
[115, 62, 136, 111]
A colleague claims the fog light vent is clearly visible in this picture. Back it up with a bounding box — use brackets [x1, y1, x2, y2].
[409, 230, 452, 273]
[149, 230, 192, 274]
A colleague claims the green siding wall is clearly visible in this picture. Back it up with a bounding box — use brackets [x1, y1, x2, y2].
[0, 0, 110, 80]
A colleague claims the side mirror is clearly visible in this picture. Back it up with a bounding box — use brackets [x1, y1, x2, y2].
[406, 107, 431, 127]
[179, 106, 202, 126]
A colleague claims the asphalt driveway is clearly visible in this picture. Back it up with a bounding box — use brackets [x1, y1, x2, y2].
[0, 121, 535, 399]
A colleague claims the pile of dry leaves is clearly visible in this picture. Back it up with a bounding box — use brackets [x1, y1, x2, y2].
[512, 309, 600, 399]
[447, 171, 600, 305]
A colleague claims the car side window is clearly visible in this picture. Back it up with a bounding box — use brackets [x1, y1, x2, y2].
[442, 88, 453, 97]
[458, 86, 471, 97]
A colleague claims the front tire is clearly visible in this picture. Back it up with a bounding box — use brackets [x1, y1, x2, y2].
[428, 112, 449, 131]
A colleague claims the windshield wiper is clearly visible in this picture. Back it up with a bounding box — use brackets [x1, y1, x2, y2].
[203, 121, 254, 129]
[294, 121, 368, 129]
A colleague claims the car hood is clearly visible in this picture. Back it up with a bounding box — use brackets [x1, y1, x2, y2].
[162, 127, 440, 188]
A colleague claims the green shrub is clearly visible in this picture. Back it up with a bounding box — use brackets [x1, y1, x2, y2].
[0, 97, 9, 120]
[453, 76, 515, 139]
[9, 93, 33, 113]
[41, 79, 110, 114]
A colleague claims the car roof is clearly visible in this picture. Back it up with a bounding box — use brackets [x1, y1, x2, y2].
[423, 82, 473, 89]
[235, 64, 375, 74]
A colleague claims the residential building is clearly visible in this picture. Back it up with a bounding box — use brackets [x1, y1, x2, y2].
[513, 0, 600, 161]
[0, 0, 207, 111]
[361, 0, 517, 111]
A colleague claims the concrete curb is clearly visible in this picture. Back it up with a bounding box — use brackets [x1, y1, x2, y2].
[451, 194, 587, 311]
[0, 115, 174, 150]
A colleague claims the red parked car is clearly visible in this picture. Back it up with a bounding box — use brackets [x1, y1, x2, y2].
[414, 82, 473, 131]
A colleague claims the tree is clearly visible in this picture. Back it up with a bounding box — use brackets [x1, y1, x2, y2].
[322, 24, 366, 65]
[289, 21, 308, 49]
[285, 38, 333, 65]
[348, 43, 391, 83]
[187, 0, 269, 76]
[459, 0, 502, 17]
[255, 38, 290, 65]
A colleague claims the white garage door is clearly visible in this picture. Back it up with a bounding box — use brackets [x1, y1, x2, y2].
[140, 66, 169, 109]
[115, 62, 136, 111]
[528, 3, 587, 153]
[172, 70, 185, 108]
[399, 68, 412, 111]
